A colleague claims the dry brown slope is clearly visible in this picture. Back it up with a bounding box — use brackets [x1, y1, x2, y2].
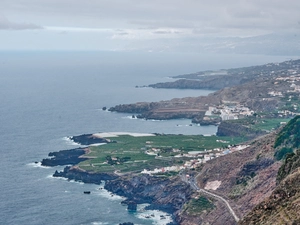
[239, 168, 300, 225]
[182, 132, 282, 225]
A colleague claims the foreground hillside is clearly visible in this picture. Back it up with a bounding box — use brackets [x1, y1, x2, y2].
[239, 116, 300, 225]
[178, 132, 280, 225]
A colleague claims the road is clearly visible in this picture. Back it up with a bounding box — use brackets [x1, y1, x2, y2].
[180, 172, 240, 223]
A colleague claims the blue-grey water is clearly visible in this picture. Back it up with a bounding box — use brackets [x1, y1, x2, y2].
[0, 51, 294, 225]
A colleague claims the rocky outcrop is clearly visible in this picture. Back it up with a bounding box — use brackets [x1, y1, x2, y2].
[126, 201, 137, 211]
[70, 134, 110, 145]
[53, 166, 118, 184]
[41, 148, 88, 166]
[104, 174, 193, 215]
[52, 166, 192, 224]
[217, 120, 266, 139]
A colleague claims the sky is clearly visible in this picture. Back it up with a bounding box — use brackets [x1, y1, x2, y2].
[1, 0, 300, 53]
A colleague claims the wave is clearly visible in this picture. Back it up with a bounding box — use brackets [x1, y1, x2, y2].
[95, 184, 125, 201]
[26, 162, 51, 169]
[62, 136, 82, 146]
[135, 204, 173, 224]
[122, 115, 138, 120]
[46, 174, 69, 181]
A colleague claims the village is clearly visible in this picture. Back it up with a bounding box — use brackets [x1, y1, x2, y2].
[141, 140, 250, 175]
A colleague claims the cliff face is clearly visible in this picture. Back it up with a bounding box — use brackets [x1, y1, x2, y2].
[53, 166, 118, 184]
[104, 175, 193, 214]
[217, 120, 267, 139]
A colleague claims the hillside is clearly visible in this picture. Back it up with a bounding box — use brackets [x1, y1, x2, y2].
[180, 116, 300, 224]
[238, 116, 300, 224]
[177, 132, 280, 225]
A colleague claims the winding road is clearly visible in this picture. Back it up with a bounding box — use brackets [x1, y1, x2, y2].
[180, 172, 240, 223]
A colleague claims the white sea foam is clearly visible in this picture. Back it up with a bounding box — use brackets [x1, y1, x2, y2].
[26, 162, 51, 169]
[145, 119, 164, 122]
[135, 204, 173, 224]
[91, 222, 110, 225]
[46, 174, 68, 181]
[69, 180, 84, 184]
[95, 185, 125, 201]
[122, 115, 138, 120]
[62, 136, 82, 146]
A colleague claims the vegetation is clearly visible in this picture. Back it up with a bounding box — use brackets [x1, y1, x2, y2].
[274, 115, 300, 148]
[250, 118, 290, 132]
[277, 149, 300, 183]
[77, 134, 244, 173]
[274, 147, 293, 160]
[182, 196, 215, 215]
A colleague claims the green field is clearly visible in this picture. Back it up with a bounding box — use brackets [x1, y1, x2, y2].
[250, 118, 290, 132]
[78, 134, 244, 173]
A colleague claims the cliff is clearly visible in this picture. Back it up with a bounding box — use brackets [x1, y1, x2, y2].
[217, 120, 267, 139]
[104, 174, 193, 215]
[53, 166, 118, 185]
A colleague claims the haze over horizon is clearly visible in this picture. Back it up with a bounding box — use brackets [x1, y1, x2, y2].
[1, 0, 300, 55]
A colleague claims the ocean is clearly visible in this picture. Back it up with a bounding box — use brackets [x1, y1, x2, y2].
[0, 51, 293, 225]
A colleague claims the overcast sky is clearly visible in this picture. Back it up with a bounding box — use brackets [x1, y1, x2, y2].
[1, 0, 300, 52]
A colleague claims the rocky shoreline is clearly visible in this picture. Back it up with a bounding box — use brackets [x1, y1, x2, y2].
[41, 146, 193, 225]
[68, 133, 110, 145]
[41, 148, 89, 166]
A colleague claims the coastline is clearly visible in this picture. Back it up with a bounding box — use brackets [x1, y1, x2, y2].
[41, 139, 193, 225]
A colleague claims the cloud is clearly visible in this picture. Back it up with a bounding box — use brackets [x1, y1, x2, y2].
[0, 15, 42, 30]
[45, 26, 111, 33]
[2, 0, 300, 35]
